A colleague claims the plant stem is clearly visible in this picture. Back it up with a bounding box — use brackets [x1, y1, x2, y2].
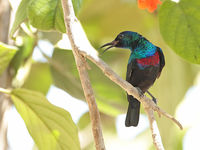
[61, 0, 106, 150]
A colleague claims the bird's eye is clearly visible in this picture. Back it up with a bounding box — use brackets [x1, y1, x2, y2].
[118, 34, 124, 39]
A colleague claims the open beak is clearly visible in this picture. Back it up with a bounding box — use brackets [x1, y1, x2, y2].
[100, 40, 118, 54]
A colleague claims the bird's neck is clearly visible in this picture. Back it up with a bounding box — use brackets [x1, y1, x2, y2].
[128, 39, 157, 63]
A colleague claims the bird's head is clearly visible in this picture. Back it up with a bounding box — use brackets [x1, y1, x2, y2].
[100, 31, 140, 53]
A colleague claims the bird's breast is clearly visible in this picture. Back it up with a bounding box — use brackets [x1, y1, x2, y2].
[136, 51, 160, 67]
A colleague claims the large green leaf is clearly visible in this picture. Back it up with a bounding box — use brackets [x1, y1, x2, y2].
[11, 88, 80, 150]
[10, 0, 83, 35]
[10, 0, 30, 37]
[0, 42, 18, 75]
[159, 0, 200, 64]
[22, 63, 52, 94]
[27, 0, 83, 33]
[27, 0, 65, 33]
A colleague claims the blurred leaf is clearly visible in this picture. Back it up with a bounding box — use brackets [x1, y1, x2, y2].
[27, 0, 65, 33]
[77, 112, 90, 130]
[96, 99, 121, 116]
[11, 88, 80, 150]
[10, 36, 35, 75]
[159, 0, 200, 64]
[51, 48, 126, 116]
[0, 42, 18, 75]
[50, 48, 84, 99]
[10, 0, 30, 37]
[72, 0, 83, 15]
[23, 63, 52, 94]
[38, 31, 62, 44]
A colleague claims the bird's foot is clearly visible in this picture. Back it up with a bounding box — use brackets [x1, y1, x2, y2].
[152, 97, 157, 104]
[146, 91, 157, 105]
[136, 87, 144, 99]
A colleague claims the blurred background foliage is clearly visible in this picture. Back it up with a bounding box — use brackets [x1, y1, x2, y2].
[0, 0, 200, 149]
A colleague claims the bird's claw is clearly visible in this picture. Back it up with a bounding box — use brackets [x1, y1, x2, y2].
[136, 87, 144, 99]
[152, 97, 157, 104]
[146, 91, 157, 105]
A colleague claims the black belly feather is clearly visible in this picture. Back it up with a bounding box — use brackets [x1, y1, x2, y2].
[125, 55, 161, 127]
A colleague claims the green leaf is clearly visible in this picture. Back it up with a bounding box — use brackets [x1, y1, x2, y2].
[72, 0, 82, 15]
[159, 0, 200, 64]
[28, 0, 66, 33]
[10, 0, 83, 35]
[23, 63, 52, 94]
[11, 88, 80, 150]
[0, 42, 18, 75]
[10, 0, 30, 37]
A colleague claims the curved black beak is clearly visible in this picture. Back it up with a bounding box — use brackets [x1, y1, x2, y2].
[100, 40, 118, 54]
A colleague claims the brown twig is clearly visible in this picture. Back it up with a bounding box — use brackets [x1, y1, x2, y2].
[0, 0, 12, 149]
[61, 0, 106, 150]
[61, 0, 183, 150]
[145, 108, 164, 150]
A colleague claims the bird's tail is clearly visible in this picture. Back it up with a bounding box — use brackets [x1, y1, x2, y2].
[125, 95, 140, 127]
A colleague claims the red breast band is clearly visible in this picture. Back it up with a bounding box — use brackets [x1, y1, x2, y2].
[136, 51, 160, 66]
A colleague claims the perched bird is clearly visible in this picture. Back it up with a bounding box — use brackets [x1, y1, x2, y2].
[101, 31, 165, 127]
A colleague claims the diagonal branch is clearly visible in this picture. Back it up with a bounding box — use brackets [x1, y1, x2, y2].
[86, 55, 183, 130]
[61, 0, 182, 150]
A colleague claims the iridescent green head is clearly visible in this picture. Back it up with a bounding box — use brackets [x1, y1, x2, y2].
[100, 31, 141, 53]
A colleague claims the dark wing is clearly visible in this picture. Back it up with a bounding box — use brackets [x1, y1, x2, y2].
[126, 60, 136, 82]
[157, 47, 165, 78]
[126, 59, 141, 87]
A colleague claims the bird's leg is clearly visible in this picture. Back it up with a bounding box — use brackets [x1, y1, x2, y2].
[146, 91, 157, 104]
[136, 87, 144, 99]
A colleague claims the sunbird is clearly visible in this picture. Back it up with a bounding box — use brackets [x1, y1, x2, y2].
[101, 31, 165, 127]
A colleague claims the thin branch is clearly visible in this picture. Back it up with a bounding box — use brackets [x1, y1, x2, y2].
[145, 108, 164, 150]
[61, 0, 106, 150]
[61, 0, 183, 150]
